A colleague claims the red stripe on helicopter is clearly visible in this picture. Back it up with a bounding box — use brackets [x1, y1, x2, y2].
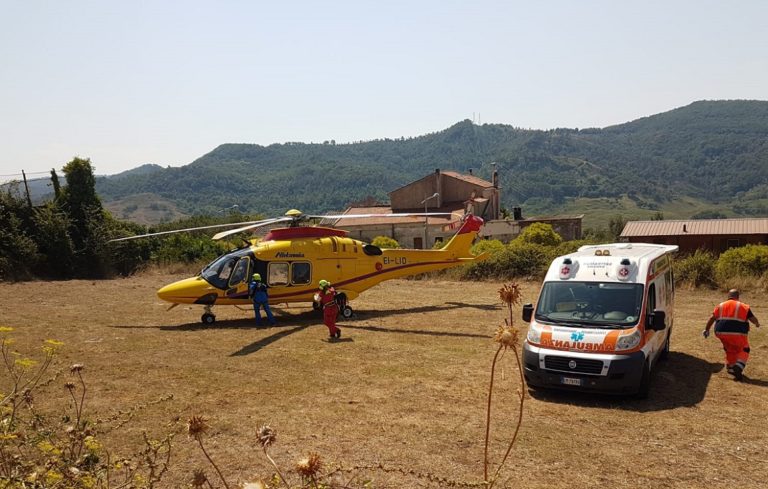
[268, 260, 460, 300]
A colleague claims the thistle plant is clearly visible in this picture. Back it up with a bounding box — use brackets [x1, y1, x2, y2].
[0, 326, 173, 488]
[483, 283, 526, 489]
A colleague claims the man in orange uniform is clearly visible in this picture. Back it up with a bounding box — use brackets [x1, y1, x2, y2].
[318, 280, 341, 339]
[703, 289, 760, 380]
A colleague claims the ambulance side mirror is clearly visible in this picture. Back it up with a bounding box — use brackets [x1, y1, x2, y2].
[522, 303, 534, 322]
[647, 310, 666, 331]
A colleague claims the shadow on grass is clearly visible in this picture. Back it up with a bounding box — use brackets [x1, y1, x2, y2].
[230, 324, 312, 356]
[741, 375, 768, 387]
[350, 301, 500, 319]
[528, 351, 721, 412]
[342, 323, 493, 339]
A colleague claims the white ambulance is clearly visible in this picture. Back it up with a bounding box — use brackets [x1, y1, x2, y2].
[522, 243, 678, 397]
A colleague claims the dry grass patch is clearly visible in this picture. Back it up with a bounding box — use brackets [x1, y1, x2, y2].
[1, 275, 767, 488]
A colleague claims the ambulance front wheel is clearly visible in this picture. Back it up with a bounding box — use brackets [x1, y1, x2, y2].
[635, 360, 651, 399]
[201, 313, 216, 325]
[341, 305, 353, 319]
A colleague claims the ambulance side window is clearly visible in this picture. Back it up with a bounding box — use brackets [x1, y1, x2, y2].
[647, 283, 656, 314]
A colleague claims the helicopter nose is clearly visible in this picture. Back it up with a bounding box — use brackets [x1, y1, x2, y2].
[157, 277, 210, 303]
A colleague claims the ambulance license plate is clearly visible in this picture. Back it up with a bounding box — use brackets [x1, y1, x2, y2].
[560, 376, 582, 386]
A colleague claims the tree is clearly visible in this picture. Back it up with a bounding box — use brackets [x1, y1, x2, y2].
[0, 188, 39, 280]
[60, 157, 108, 276]
[608, 215, 627, 241]
[516, 223, 562, 247]
[50, 168, 62, 201]
[371, 236, 400, 249]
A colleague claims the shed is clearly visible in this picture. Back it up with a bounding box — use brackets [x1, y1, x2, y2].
[620, 218, 768, 254]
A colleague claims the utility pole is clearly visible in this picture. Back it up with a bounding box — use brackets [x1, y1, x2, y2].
[21, 170, 33, 208]
[421, 192, 439, 249]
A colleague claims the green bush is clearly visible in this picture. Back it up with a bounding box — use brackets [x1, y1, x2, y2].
[471, 239, 505, 256]
[674, 249, 717, 288]
[552, 239, 598, 257]
[516, 222, 563, 247]
[462, 241, 553, 279]
[371, 235, 400, 249]
[716, 245, 768, 281]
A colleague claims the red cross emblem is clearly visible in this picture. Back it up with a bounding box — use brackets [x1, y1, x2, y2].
[619, 267, 629, 277]
[561, 266, 571, 275]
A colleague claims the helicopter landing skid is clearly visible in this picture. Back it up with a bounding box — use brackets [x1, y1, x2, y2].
[201, 305, 216, 325]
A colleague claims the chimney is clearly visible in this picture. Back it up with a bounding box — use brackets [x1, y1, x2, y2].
[513, 207, 522, 220]
[435, 168, 442, 206]
[468, 168, 473, 175]
[492, 162, 498, 188]
[683, 224, 687, 233]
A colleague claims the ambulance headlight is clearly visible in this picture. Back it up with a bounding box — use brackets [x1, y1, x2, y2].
[526, 326, 541, 344]
[615, 330, 641, 351]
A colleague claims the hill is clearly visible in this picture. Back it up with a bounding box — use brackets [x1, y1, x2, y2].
[95, 100, 768, 225]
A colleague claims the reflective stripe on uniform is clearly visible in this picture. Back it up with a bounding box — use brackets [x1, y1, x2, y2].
[714, 300, 750, 322]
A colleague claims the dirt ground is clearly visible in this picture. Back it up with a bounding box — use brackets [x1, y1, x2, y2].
[2, 272, 767, 488]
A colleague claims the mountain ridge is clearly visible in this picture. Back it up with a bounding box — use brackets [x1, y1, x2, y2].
[93, 100, 768, 225]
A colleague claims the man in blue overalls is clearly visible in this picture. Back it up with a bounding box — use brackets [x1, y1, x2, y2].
[249, 273, 276, 326]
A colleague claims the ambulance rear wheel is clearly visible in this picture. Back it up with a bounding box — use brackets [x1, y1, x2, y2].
[201, 313, 216, 325]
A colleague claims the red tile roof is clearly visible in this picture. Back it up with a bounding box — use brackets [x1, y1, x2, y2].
[621, 218, 768, 237]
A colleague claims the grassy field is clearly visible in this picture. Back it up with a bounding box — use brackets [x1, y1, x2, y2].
[2, 274, 767, 488]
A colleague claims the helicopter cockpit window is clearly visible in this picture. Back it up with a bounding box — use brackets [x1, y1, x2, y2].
[201, 255, 239, 290]
[268, 262, 289, 286]
[363, 244, 382, 256]
[228, 257, 250, 287]
[291, 262, 311, 285]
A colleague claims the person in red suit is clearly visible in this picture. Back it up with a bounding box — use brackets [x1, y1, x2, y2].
[317, 279, 341, 339]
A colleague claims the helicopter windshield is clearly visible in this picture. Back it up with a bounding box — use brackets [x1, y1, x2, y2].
[201, 250, 252, 289]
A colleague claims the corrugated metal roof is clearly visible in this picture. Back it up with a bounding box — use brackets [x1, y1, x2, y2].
[328, 205, 466, 227]
[621, 218, 768, 237]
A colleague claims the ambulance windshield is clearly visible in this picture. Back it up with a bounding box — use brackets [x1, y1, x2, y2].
[535, 281, 644, 328]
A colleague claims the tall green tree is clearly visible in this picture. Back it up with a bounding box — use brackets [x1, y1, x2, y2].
[60, 157, 108, 276]
[31, 202, 76, 278]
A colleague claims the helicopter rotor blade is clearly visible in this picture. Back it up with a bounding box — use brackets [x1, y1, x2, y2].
[308, 212, 461, 220]
[211, 217, 294, 240]
[108, 218, 287, 243]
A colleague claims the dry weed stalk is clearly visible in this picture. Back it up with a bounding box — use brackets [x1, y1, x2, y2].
[0, 327, 173, 488]
[483, 283, 526, 488]
[188, 415, 231, 489]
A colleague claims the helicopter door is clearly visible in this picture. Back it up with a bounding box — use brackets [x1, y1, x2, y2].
[226, 256, 251, 297]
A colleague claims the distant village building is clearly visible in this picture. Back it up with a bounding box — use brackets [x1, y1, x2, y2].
[620, 218, 768, 254]
[481, 209, 584, 242]
[327, 168, 582, 248]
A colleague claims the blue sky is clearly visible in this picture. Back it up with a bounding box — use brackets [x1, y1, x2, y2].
[1, 0, 766, 178]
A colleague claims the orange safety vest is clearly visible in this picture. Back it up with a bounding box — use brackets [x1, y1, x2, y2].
[713, 299, 751, 335]
[713, 299, 750, 322]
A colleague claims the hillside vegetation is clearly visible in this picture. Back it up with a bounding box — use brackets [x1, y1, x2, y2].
[94, 100, 768, 221]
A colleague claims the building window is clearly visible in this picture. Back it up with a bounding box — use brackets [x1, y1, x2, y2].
[413, 237, 423, 249]
[727, 239, 740, 249]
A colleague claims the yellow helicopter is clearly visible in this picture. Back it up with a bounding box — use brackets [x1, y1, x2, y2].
[111, 209, 487, 324]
